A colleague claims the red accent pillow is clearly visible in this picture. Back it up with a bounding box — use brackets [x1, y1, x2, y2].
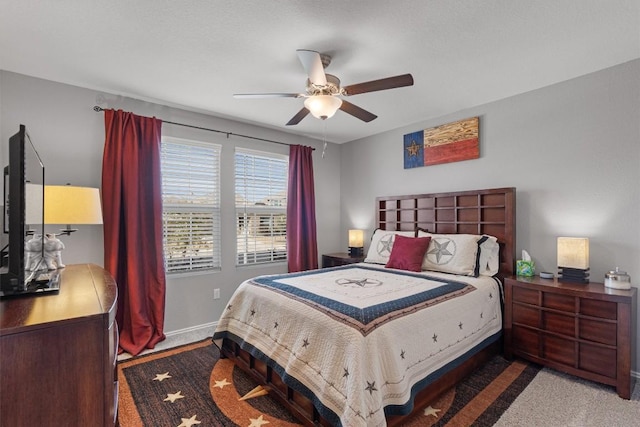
[385, 235, 431, 272]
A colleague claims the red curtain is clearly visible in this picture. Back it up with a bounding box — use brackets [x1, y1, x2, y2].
[102, 109, 166, 356]
[286, 145, 318, 272]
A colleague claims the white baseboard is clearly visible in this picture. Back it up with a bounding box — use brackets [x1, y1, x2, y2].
[165, 321, 218, 340]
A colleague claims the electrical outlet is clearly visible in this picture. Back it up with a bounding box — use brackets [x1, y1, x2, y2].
[213, 288, 220, 300]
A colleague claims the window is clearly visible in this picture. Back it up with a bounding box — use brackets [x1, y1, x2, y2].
[161, 137, 221, 273]
[235, 148, 288, 266]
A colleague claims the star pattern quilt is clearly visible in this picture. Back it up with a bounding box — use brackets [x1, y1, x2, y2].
[213, 264, 502, 427]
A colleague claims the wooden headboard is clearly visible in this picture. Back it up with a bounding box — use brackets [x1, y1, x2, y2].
[376, 187, 516, 276]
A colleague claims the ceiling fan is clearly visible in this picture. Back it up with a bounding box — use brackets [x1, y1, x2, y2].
[233, 49, 414, 126]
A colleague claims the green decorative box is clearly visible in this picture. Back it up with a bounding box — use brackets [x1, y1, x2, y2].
[516, 260, 535, 277]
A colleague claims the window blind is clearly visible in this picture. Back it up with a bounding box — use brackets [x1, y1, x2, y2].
[235, 148, 288, 266]
[161, 138, 221, 273]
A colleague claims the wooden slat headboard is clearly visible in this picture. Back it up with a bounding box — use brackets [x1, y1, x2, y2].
[376, 187, 516, 276]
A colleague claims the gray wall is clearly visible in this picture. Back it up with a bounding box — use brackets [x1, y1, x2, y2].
[340, 59, 640, 370]
[0, 71, 342, 332]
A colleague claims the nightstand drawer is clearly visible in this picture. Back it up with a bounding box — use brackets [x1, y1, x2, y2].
[512, 325, 538, 356]
[543, 335, 575, 366]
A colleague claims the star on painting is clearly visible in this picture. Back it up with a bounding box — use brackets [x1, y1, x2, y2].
[427, 240, 454, 263]
[164, 391, 185, 403]
[177, 415, 202, 427]
[424, 405, 441, 418]
[153, 372, 171, 382]
[365, 381, 378, 395]
[405, 139, 421, 157]
[213, 378, 232, 389]
[248, 414, 270, 427]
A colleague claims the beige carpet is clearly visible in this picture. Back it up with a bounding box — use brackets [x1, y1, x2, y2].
[495, 369, 639, 427]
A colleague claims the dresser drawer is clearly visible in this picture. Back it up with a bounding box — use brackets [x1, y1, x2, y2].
[543, 311, 575, 337]
[543, 292, 574, 312]
[579, 342, 617, 378]
[512, 325, 538, 356]
[513, 304, 539, 327]
[580, 299, 617, 320]
[513, 286, 538, 305]
[543, 335, 575, 366]
[579, 318, 616, 346]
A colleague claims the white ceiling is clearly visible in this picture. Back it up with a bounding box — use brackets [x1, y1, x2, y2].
[1, 1, 638, 144]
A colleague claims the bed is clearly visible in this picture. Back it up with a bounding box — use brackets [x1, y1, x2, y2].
[213, 187, 515, 426]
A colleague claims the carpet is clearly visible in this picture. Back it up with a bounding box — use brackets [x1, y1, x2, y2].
[118, 340, 540, 426]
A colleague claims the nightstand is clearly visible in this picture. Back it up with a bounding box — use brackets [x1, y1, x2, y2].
[322, 252, 365, 268]
[504, 275, 637, 399]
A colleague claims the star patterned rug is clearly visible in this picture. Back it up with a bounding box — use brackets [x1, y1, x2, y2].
[117, 339, 540, 426]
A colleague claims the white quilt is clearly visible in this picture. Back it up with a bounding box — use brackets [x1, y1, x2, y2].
[213, 263, 502, 427]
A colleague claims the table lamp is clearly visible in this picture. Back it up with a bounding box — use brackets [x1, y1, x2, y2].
[348, 229, 364, 257]
[557, 237, 589, 283]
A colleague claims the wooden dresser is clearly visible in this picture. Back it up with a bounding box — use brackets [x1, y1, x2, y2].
[504, 275, 637, 399]
[0, 264, 118, 425]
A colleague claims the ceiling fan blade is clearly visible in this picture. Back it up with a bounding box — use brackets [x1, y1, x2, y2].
[339, 100, 377, 122]
[234, 93, 303, 99]
[342, 73, 414, 96]
[286, 107, 310, 126]
[296, 49, 327, 86]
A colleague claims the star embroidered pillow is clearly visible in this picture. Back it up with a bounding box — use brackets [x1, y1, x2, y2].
[385, 235, 432, 272]
[364, 229, 416, 265]
[417, 231, 481, 276]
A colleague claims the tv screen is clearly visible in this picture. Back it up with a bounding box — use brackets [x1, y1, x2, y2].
[0, 125, 51, 297]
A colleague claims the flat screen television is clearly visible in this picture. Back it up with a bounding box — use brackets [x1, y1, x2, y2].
[0, 125, 59, 297]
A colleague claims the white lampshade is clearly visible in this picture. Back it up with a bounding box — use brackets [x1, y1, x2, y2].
[304, 95, 342, 120]
[348, 229, 364, 248]
[44, 185, 103, 225]
[557, 237, 589, 269]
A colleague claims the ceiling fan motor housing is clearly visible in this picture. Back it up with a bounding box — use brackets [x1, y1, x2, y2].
[306, 74, 342, 96]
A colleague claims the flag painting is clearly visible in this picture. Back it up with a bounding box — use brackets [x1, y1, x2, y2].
[403, 117, 479, 169]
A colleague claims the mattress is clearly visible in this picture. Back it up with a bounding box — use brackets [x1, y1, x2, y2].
[213, 263, 502, 426]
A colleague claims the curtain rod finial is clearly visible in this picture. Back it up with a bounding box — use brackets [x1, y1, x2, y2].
[93, 106, 103, 112]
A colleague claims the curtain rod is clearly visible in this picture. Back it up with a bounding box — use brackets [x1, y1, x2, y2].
[93, 106, 313, 150]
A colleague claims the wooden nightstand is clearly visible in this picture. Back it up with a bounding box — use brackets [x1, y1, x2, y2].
[322, 252, 365, 268]
[504, 275, 637, 399]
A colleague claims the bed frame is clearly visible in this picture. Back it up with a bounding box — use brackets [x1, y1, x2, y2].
[219, 187, 516, 426]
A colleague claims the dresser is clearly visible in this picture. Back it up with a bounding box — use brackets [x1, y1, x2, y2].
[504, 275, 637, 399]
[0, 264, 118, 425]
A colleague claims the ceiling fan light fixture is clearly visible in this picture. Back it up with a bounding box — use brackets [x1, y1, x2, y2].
[304, 95, 342, 120]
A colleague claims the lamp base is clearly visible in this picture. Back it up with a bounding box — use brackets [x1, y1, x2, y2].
[348, 247, 363, 257]
[558, 267, 590, 284]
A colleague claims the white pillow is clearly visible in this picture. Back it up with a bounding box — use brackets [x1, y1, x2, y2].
[364, 229, 416, 265]
[417, 231, 481, 276]
[477, 235, 500, 276]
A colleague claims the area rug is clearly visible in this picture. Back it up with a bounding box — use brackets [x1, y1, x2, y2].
[118, 340, 540, 427]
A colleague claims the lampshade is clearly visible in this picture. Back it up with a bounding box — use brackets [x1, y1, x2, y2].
[304, 95, 342, 120]
[557, 237, 589, 269]
[44, 185, 103, 225]
[348, 229, 364, 248]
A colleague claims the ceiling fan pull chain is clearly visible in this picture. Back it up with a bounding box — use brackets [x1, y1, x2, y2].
[322, 120, 328, 159]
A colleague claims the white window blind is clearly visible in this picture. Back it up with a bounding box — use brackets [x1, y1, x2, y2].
[235, 148, 288, 266]
[161, 137, 221, 273]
